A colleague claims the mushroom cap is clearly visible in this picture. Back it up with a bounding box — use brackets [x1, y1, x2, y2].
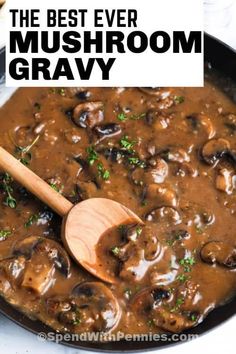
[48, 281, 121, 332]
[200, 241, 236, 268]
[201, 138, 230, 165]
[72, 101, 104, 129]
[13, 236, 71, 277]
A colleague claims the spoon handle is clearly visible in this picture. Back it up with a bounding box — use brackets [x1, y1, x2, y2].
[0, 147, 73, 217]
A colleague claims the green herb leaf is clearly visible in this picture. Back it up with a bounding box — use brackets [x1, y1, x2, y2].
[117, 113, 127, 121]
[190, 314, 197, 322]
[176, 274, 188, 283]
[49, 183, 60, 193]
[58, 88, 66, 97]
[24, 214, 39, 228]
[128, 157, 146, 168]
[15, 135, 39, 167]
[130, 113, 146, 120]
[136, 226, 143, 236]
[2, 174, 17, 209]
[179, 256, 196, 272]
[97, 162, 110, 180]
[174, 95, 185, 104]
[147, 319, 155, 327]
[86, 146, 98, 165]
[120, 136, 136, 152]
[0, 230, 11, 241]
[110, 246, 120, 256]
[170, 297, 185, 312]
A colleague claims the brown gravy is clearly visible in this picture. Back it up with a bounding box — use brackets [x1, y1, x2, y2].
[0, 77, 236, 336]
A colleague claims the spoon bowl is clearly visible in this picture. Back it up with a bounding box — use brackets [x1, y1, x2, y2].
[0, 146, 142, 283]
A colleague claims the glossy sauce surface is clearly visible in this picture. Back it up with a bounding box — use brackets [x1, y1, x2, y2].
[0, 76, 236, 336]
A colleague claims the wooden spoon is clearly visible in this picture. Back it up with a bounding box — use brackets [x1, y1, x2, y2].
[0, 147, 143, 283]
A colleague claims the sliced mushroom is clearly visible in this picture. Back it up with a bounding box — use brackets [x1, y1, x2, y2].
[46, 282, 120, 332]
[21, 254, 55, 295]
[145, 110, 170, 130]
[145, 207, 181, 225]
[131, 286, 171, 314]
[145, 158, 169, 184]
[98, 146, 131, 163]
[143, 232, 162, 261]
[13, 126, 33, 147]
[131, 158, 168, 186]
[177, 280, 200, 310]
[216, 168, 234, 194]
[64, 128, 81, 144]
[201, 241, 236, 268]
[173, 162, 198, 178]
[139, 88, 171, 99]
[152, 307, 197, 332]
[14, 236, 70, 277]
[159, 147, 190, 163]
[146, 184, 178, 207]
[201, 138, 230, 165]
[93, 123, 121, 139]
[186, 114, 215, 139]
[72, 101, 104, 129]
[131, 285, 198, 332]
[0, 256, 26, 284]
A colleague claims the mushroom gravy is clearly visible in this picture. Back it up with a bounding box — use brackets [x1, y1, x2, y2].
[0, 78, 236, 336]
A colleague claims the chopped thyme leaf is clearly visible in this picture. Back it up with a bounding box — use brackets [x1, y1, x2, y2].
[124, 288, 132, 298]
[128, 157, 139, 165]
[49, 183, 60, 192]
[190, 314, 197, 321]
[58, 88, 66, 96]
[128, 157, 146, 168]
[179, 257, 196, 266]
[166, 239, 174, 246]
[49, 88, 56, 94]
[120, 136, 136, 152]
[147, 319, 155, 327]
[0, 230, 11, 241]
[176, 297, 184, 306]
[117, 112, 145, 121]
[176, 274, 188, 282]
[20, 156, 31, 166]
[24, 214, 39, 228]
[130, 113, 146, 120]
[110, 246, 120, 256]
[170, 297, 185, 312]
[117, 113, 127, 121]
[1, 173, 17, 209]
[86, 146, 98, 165]
[15, 135, 40, 167]
[102, 169, 110, 180]
[97, 162, 110, 180]
[179, 256, 196, 272]
[136, 226, 143, 236]
[73, 319, 81, 325]
[174, 95, 185, 104]
[195, 225, 204, 234]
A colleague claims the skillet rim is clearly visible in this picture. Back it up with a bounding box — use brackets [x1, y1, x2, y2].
[0, 32, 235, 352]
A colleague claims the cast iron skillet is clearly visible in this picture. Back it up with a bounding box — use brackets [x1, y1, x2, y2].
[0, 33, 235, 352]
